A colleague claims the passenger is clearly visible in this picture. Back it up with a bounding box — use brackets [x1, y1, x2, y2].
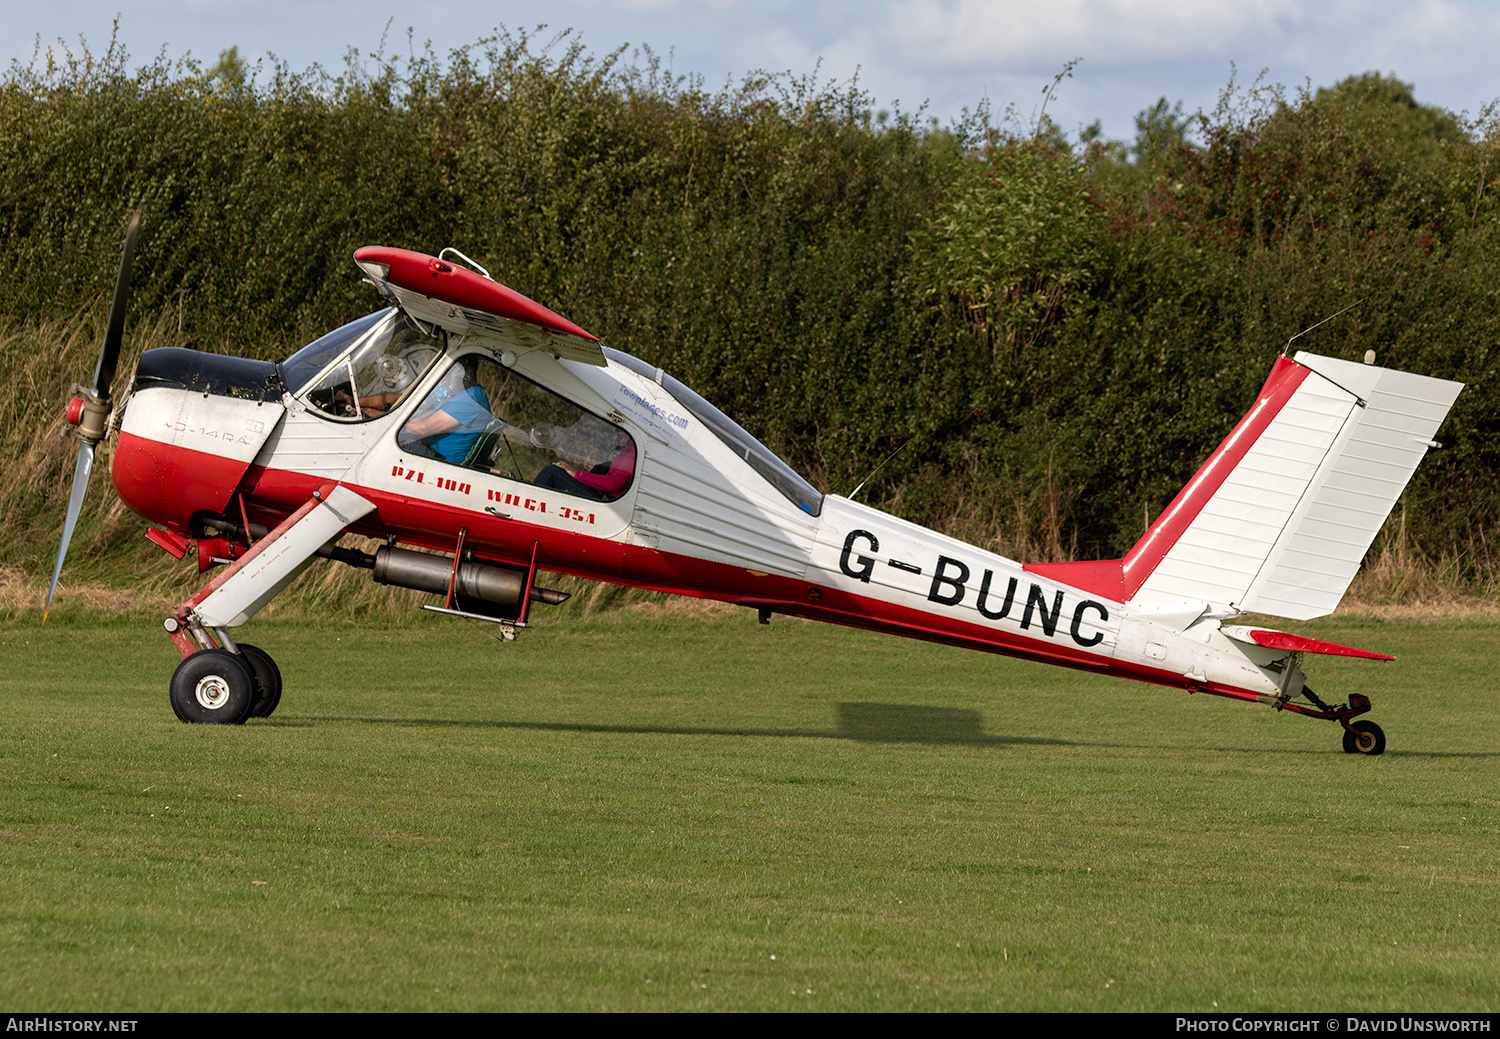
[397, 359, 493, 463]
[533, 427, 635, 500]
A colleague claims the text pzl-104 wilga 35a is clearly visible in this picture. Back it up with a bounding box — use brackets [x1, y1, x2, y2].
[48, 218, 1463, 753]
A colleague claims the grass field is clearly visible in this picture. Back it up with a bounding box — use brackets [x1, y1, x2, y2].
[1, 605, 1496, 1011]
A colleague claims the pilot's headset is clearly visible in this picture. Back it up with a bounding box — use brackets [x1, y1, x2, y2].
[376, 355, 416, 394]
[425, 360, 469, 408]
[459, 353, 484, 387]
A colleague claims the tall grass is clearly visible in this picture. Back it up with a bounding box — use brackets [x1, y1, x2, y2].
[3, 309, 1486, 627]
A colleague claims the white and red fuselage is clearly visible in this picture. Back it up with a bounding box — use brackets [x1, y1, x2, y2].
[106, 247, 1464, 722]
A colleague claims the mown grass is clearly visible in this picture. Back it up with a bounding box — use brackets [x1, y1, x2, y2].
[1, 607, 1496, 1011]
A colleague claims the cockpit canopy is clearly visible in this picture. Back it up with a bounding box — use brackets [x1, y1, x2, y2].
[278, 309, 822, 517]
[280, 308, 444, 420]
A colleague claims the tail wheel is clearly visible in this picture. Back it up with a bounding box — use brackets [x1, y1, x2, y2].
[1342, 720, 1386, 756]
[170, 649, 254, 725]
[238, 643, 283, 718]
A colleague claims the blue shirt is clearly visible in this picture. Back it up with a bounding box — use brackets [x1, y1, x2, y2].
[425, 385, 492, 463]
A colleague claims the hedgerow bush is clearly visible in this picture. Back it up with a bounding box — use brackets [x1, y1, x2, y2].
[2, 31, 1496, 600]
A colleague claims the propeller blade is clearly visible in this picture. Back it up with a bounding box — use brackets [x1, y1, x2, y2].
[91, 212, 140, 400]
[44, 440, 96, 623]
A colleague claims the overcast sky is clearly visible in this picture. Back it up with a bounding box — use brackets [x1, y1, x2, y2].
[5, 1, 1500, 141]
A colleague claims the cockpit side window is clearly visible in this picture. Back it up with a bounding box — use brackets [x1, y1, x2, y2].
[398, 354, 636, 502]
[602, 346, 823, 516]
[295, 310, 444, 421]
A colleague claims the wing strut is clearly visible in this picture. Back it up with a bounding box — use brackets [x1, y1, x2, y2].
[165, 485, 376, 656]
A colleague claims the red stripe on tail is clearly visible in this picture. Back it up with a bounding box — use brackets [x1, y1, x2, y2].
[1025, 357, 1310, 603]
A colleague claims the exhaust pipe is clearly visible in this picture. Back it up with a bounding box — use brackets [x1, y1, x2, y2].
[372, 546, 569, 616]
[193, 510, 568, 616]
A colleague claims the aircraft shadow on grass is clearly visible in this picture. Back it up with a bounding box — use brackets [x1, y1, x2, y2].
[279, 706, 1500, 756]
[835, 702, 1030, 745]
[300, 701, 1071, 747]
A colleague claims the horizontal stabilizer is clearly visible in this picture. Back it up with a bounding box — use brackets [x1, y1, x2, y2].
[1220, 625, 1394, 661]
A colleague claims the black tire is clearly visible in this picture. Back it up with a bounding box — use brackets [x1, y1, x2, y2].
[169, 649, 254, 725]
[239, 643, 283, 718]
[1342, 720, 1386, 755]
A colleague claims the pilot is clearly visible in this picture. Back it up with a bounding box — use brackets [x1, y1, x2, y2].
[533, 426, 635, 500]
[335, 355, 418, 417]
[397, 358, 493, 463]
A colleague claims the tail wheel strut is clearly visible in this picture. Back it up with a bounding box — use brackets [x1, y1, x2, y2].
[1284, 687, 1387, 755]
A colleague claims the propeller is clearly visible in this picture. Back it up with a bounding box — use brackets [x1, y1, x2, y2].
[44, 212, 140, 622]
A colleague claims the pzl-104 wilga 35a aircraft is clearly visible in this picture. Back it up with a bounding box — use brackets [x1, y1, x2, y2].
[49, 218, 1463, 753]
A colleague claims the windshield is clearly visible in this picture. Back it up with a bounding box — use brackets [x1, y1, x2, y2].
[603, 347, 822, 516]
[285, 310, 445, 421]
[280, 309, 393, 395]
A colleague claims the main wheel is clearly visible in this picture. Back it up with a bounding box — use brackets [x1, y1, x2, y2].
[1342, 720, 1386, 755]
[170, 649, 254, 725]
[238, 643, 283, 718]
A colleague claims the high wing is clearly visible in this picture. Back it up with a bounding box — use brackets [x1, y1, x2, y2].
[353, 246, 607, 367]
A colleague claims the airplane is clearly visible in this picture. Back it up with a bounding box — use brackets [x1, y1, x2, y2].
[47, 217, 1464, 754]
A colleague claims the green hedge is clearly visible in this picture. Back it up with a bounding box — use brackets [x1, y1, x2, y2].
[3, 36, 1496, 591]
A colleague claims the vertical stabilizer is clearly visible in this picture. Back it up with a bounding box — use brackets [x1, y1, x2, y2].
[1121, 353, 1462, 619]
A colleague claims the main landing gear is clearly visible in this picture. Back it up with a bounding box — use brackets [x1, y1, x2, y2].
[165, 619, 283, 725]
[237, 644, 283, 717]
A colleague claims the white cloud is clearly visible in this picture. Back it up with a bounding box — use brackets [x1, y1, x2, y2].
[877, 0, 1303, 73]
[1279, 0, 1500, 107]
[573, 0, 736, 11]
[771, 0, 1500, 135]
[7, 0, 1499, 141]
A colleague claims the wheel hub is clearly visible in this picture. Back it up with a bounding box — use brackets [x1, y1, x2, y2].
[194, 674, 232, 710]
